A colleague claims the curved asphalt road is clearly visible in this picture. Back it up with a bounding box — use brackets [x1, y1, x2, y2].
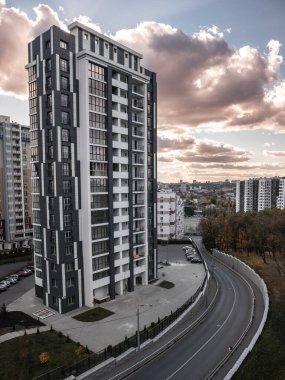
[103, 238, 262, 380]
[90, 238, 264, 380]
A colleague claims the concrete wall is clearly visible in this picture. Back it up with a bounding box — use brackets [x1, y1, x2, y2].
[212, 249, 269, 379]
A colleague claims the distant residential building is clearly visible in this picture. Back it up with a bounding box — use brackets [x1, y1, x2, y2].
[0, 115, 32, 242]
[277, 179, 285, 209]
[180, 183, 187, 194]
[157, 190, 184, 240]
[236, 177, 282, 213]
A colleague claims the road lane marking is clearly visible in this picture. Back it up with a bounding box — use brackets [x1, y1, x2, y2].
[165, 272, 237, 380]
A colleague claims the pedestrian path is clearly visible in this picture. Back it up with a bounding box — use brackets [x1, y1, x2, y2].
[5, 256, 205, 352]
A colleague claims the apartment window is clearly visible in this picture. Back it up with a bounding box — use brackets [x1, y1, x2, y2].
[32, 195, 40, 208]
[49, 197, 55, 210]
[46, 58, 51, 71]
[92, 256, 109, 271]
[66, 277, 75, 287]
[47, 145, 54, 159]
[84, 33, 89, 40]
[89, 96, 106, 113]
[89, 112, 106, 129]
[48, 180, 54, 194]
[47, 94, 52, 108]
[64, 214, 72, 227]
[60, 40, 68, 49]
[47, 129, 53, 142]
[66, 262, 75, 271]
[67, 296, 75, 305]
[30, 114, 38, 130]
[28, 66, 36, 82]
[90, 178, 107, 192]
[52, 296, 58, 305]
[62, 145, 71, 159]
[61, 76, 69, 90]
[29, 81, 37, 97]
[47, 111, 53, 125]
[50, 214, 55, 227]
[89, 129, 106, 145]
[92, 240, 109, 255]
[91, 225, 109, 240]
[89, 79, 106, 97]
[63, 197, 71, 210]
[50, 245, 56, 256]
[93, 270, 109, 281]
[29, 98, 37, 114]
[51, 278, 57, 287]
[62, 128, 70, 142]
[36, 270, 42, 279]
[88, 62, 105, 81]
[48, 163, 54, 177]
[35, 255, 42, 269]
[32, 178, 40, 193]
[65, 230, 72, 243]
[50, 230, 56, 243]
[46, 76, 52, 90]
[46, 40, 51, 49]
[62, 162, 71, 176]
[90, 146, 106, 161]
[91, 194, 108, 209]
[61, 94, 69, 107]
[61, 111, 69, 125]
[63, 180, 71, 193]
[33, 210, 40, 224]
[91, 209, 108, 224]
[31, 146, 39, 161]
[34, 226, 42, 239]
[65, 245, 73, 256]
[60, 58, 68, 72]
[90, 162, 107, 176]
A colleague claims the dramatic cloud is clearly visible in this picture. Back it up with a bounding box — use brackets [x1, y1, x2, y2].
[0, 4, 65, 96]
[263, 150, 285, 157]
[158, 135, 251, 164]
[113, 22, 285, 132]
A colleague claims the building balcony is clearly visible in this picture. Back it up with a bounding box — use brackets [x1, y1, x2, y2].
[134, 265, 146, 275]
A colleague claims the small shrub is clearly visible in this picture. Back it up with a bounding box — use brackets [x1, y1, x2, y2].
[39, 352, 50, 366]
[57, 331, 63, 338]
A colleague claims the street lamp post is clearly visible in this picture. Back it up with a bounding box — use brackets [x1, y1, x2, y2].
[136, 304, 152, 352]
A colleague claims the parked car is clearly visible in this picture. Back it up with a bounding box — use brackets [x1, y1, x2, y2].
[23, 268, 33, 275]
[9, 274, 21, 281]
[0, 283, 7, 292]
[25, 265, 35, 273]
[18, 270, 30, 277]
[183, 246, 191, 250]
[190, 258, 202, 263]
[0, 280, 9, 289]
[4, 276, 17, 285]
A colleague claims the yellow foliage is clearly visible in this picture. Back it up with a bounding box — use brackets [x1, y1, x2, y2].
[39, 352, 50, 365]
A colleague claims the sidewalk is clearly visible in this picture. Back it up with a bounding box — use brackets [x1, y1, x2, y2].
[5, 258, 205, 353]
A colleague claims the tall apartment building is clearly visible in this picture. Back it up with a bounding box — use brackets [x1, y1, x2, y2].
[236, 177, 282, 213]
[0, 115, 32, 242]
[26, 23, 157, 313]
[157, 190, 184, 240]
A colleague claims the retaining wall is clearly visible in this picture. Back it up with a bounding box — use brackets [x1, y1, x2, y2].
[212, 250, 269, 379]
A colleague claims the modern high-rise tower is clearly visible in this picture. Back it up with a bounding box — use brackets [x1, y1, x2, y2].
[26, 22, 157, 313]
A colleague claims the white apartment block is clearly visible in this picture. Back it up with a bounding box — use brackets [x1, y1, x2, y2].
[157, 191, 184, 240]
[277, 179, 285, 209]
[0, 115, 33, 242]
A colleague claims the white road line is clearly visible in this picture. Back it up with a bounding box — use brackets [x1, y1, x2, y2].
[165, 272, 237, 380]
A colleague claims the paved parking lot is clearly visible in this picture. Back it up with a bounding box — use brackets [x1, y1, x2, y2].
[0, 262, 35, 306]
[158, 242, 198, 264]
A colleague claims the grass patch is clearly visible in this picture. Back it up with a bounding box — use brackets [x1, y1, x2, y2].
[233, 295, 285, 380]
[158, 280, 175, 289]
[73, 306, 114, 322]
[0, 330, 90, 380]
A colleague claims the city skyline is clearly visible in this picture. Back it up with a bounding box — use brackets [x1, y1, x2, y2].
[1, 0, 285, 182]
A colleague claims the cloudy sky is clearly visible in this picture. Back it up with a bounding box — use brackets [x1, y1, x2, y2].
[1, 0, 285, 182]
